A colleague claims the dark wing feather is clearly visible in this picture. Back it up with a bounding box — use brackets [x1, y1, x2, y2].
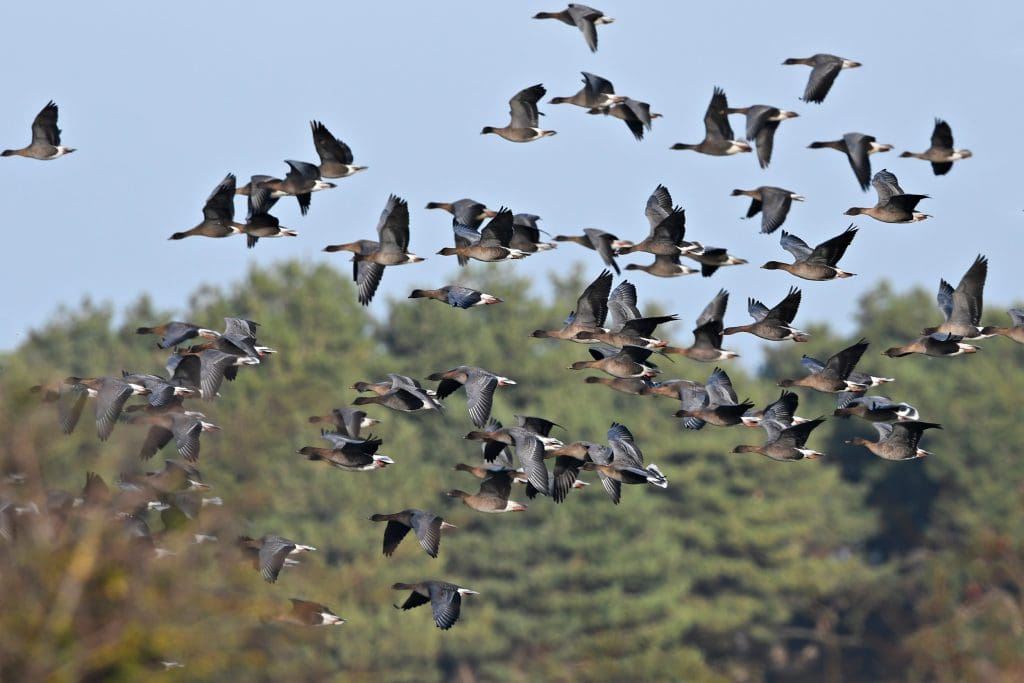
[479, 209, 515, 247]
[808, 226, 857, 266]
[754, 120, 779, 169]
[377, 194, 411, 252]
[139, 424, 174, 461]
[779, 232, 813, 261]
[696, 289, 728, 329]
[824, 339, 869, 381]
[844, 134, 874, 191]
[58, 386, 88, 434]
[645, 184, 673, 229]
[464, 373, 498, 428]
[95, 380, 134, 441]
[704, 88, 734, 141]
[382, 520, 412, 556]
[949, 254, 987, 326]
[430, 587, 462, 630]
[931, 119, 953, 150]
[583, 230, 620, 274]
[202, 174, 237, 222]
[31, 101, 61, 145]
[512, 430, 549, 496]
[803, 59, 843, 103]
[509, 85, 545, 128]
[758, 188, 792, 234]
[575, 268, 613, 327]
[766, 288, 802, 324]
[355, 261, 386, 306]
[607, 280, 640, 331]
[259, 536, 296, 583]
[411, 512, 443, 558]
[311, 120, 354, 164]
[398, 590, 431, 611]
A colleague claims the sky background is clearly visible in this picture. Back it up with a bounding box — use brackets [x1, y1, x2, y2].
[1, 1, 1019, 366]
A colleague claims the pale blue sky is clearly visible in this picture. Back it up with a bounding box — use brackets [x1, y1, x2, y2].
[1, 2, 1019, 362]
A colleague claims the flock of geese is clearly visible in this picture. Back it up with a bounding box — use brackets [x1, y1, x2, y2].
[4, 3, 1022, 650]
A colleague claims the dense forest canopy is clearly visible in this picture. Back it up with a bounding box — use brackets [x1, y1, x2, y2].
[1, 261, 1022, 682]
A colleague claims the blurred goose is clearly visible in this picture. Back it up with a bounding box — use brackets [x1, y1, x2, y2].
[169, 174, 244, 240]
[722, 104, 799, 168]
[427, 366, 515, 427]
[732, 417, 826, 461]
[590, 98, 661, 140]
[275, 599, 345, 626]
[640, 378, 703, 400]
[369, 509, 455, 558]
[671, 88, 752, 156]
[2, 101, 75, 159]
[409, 285, 502, 308]
[569, 345, 659, 378]
[553, 228, 622, 274]
[425, 199, 496, 229]
[583, 376, 654, 395]
[452, 461, 520, 481]
[171, 347, 259, 400]
[731, 186, 804, 234]
[723, 287, 808, 342]
[62, 376, 147, 440]
[900, 119, 971, 175]
[762, 226, 857, 280]
[778, 339, 870, 393]
[550, 72, 625, 109]
[532, 3, 613, 52]
[324, 194, 424, 305]
[883, 333, 979, 358]
[532, 269, 613, 340]
[118, 459, 209, 495]
[980, 308, 1024, 343]
[581, 423, 667, 504]
[662, 289, 738, 361]
[846, 421, 941, 460]
[136, 321, 219, 349]
[310, 120, 367, 178]
[834, 395, 919, 422]
[447, 471, 526, 513]
[298, 431, 394, 470]
[240, 179, 297, 248]
[307, 407, 380, 438]
[121, 372, 197, 408]
[437, 209, 527, 263]
[674, 367, 754, 429]
[238, 534, 316, 583]
[809, 133, 892, 191]
[353, 373, 435, 398]
[481, 84, 556, 142]
[921, 254, 988, 337]
[845, 169, 928, 223]
[126, 410, 219, 462]
[392, 581, 479, 630]
[783, 54, 861, 104]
